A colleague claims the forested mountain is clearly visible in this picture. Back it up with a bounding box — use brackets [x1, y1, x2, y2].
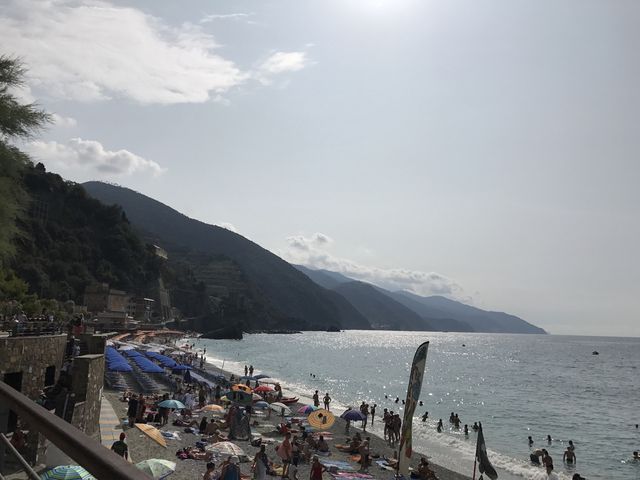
[12, 164, 162, 303]
[83, 181, 370, 331]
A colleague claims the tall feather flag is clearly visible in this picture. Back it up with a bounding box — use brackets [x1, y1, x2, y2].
[474, 422, 498, 480]
[397, 341, 429, 476]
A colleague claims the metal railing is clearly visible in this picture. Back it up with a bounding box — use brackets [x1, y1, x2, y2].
[0, 381, 148, 480]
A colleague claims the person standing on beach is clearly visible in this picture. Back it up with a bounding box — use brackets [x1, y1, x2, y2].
[278, 433, 293, 479]
[249, 365, 254, 376]
[323, 393, 331, 411]
[244, 365, 248, 376]
[252, 445, 269, 480]
[310, 456, 326, 480]
[370, 404, 376, 425]
[362, 404, 369, 431]
[313, 391, 320, 408]
[127, 394, 138, 428]
[358, 438, 370, 472]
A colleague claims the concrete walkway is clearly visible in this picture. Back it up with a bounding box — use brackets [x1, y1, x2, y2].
[99, 396, 122, 448]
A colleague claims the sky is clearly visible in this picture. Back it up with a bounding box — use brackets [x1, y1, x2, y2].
[2, 0, 639, 336]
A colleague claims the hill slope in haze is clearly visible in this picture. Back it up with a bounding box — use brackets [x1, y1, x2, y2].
[332, 281, 432, 330]
[297, 266, 546, 334]
[83, 182, 370, 331]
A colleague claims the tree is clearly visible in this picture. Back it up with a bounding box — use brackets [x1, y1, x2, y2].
[0, 55, 50, 266]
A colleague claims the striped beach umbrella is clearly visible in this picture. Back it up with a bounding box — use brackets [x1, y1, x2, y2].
[135, 459, 176, 479]
[40, 465, 95, 480]
[308, 409, 335, 430]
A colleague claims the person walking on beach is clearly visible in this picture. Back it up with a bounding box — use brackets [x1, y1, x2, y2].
[323, 393, 331, 411]
[313, 391, 320, 408]
[110, 432, 128, 460]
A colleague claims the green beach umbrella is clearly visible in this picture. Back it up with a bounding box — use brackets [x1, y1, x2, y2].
[135, 459, 176, 479]
[40, 465, 95, 480]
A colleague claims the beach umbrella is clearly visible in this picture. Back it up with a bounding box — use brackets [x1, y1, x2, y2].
[253, 374, 270, 380]
[205, 441, 247, 461]
[252, 393, 263, 401]
[297, 405, 318, 415]
[269, 402, 291, 416]
[40, 466, 95, 480]
[157, 399, 185, 410]
[135, 459, 176, 479]
[135, 423, 167, 448]
[340, 409, 366, 422]
[202, 404, 225, 412]
[231, 384, 252, 393]
[254, 401, 269, 409]
[308, 409, 335, 430]
[254, 385, 274, 393]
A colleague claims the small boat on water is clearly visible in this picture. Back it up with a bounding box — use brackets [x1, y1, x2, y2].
[280, 396, 299, 405]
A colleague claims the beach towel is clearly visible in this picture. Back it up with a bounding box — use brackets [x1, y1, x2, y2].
[375, 460, 395, 471]
[331, 472, 373, 480]
[320, 460, 356, 471]
[161, 431, 181, 440]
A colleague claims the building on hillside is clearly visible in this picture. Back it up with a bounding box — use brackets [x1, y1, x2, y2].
[83, 283, 129, 313]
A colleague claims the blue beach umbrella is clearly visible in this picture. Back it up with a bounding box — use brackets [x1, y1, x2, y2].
[157, 399, 186, 410]
[340, 409, 366, 421]
[40, 465, 95, 480]
[254, 401, 269, 409]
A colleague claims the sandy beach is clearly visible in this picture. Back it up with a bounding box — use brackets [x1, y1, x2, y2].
[103, 340, 470, 480]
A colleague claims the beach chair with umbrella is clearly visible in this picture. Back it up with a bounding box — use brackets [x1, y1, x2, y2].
[135, 459, 176, 479]
[340, 409, 366, 422]
[40, 465, 95, 480]
[205, 441, 248, 462]
[269, 402, 291, 416]
[135, 423, 167, 448]
[157, 399, 185, 410]
[297, 405, 318, 415]
[308, 409, 335, 430]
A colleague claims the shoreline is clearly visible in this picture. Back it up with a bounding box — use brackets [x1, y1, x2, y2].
[175, 337, 471, 480]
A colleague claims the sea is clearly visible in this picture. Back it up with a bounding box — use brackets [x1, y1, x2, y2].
[187, 331, 640, 480]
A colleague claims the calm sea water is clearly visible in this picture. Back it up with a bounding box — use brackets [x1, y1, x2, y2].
[189, 331, 640, 480]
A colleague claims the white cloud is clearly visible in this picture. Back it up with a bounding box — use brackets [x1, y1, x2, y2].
[259, 52, 309, 75]
[219, 222, 238, 233]
[0, 0, 248, 104]
[282, 233, 467, 298]
[200, 13, 253, 23]
[26, 138, 165, 177]
[51, 113, 77, 128]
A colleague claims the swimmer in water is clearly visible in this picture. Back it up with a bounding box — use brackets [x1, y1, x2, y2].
[437, 419, 443, 433]
[547, 435, 552, 444]
[464, 424, 469, 436]
[528, 436, 534, 447]
[632, 451, 639, 461]
[530, 449, 543, 465]
[563, 447, 576, 464]
[395, 397, 399, 403]
[421, 412, 428, 422]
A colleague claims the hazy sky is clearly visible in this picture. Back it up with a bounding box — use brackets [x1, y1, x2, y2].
[3, 0, 639, 336]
